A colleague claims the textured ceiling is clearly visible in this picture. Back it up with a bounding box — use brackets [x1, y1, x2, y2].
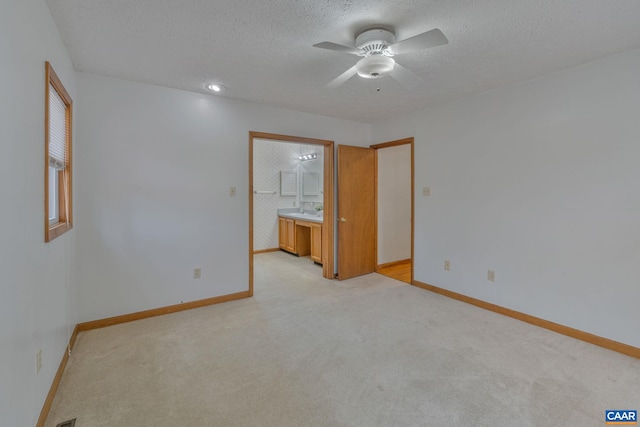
[46, 0, 640, 123]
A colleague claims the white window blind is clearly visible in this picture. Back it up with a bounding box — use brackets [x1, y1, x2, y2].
[49, 83, 67, 170]
[48, 166, 58, 223]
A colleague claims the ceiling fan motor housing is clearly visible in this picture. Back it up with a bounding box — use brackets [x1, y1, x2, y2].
[355, 28, 396, 57]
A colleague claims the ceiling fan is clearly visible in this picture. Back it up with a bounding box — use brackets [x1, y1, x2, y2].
[313, 27, 448, 89]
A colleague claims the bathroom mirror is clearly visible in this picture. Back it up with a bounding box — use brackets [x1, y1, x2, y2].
[280, 171, 297, 196]
[302, 172, 319, 196]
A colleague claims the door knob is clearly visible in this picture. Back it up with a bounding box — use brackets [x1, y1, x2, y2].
[339, 217, 347, 223]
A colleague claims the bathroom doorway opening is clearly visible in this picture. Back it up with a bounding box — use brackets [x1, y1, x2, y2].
[249, 132, 335, 296]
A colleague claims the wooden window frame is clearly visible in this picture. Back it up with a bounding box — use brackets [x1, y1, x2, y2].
[45, 62, 73, 242]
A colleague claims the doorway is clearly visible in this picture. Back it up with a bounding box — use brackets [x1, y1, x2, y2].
[373, 138, 414, 284]
[334, 138, 414, 283]
[249, 132, 334, 296]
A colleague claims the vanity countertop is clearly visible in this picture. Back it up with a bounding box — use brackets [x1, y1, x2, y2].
[278, 208, 323, 224]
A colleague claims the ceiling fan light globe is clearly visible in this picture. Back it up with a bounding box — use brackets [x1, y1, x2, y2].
[355, 56, 395, 79]
[207, 83, 225, 92]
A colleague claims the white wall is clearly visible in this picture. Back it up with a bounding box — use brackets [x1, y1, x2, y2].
[253, 140, 300, 251]
[377, 144, 412, 264]
[371, 49, 640, 348]
[75, 73, 369, 322]
[0, 0, 77, 425]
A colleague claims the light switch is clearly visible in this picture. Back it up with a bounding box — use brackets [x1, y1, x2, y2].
[422, 186, 431, 196]
[229, 186, 236, 197]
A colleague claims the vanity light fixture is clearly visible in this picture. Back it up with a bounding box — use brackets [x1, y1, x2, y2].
[206, 83, 225, 92]
[299, 153, 317, 161]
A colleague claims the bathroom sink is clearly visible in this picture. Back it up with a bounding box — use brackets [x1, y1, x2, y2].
[279, 212, 323, 222]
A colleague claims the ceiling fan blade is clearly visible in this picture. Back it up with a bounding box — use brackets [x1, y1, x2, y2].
[390, 63, 422, 90]
[387, 28, 448, 55]
[326, 65, 358, 89]
[313, 42, 362, 56]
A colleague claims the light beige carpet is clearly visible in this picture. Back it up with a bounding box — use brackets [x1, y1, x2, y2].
[46, 252, 640, 426]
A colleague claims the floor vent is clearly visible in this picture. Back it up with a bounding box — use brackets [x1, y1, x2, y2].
[56, 419, 76, 427]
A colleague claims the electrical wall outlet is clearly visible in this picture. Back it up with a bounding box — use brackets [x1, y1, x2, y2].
[488, 270, 495, 282]
[422, 186, 431, 196]
[36, 350, 42, 374]
[444, 260, 451, 271]
[229, 186, 236, 197]
[193, 268, 201, 279]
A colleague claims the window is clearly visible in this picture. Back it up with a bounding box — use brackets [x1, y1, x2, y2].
[45, 62, 73, 242]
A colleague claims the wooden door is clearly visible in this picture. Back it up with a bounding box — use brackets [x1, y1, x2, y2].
[337, 145, 376, 279]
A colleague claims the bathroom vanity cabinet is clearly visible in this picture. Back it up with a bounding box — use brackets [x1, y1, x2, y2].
[310, 223, 322, 263]
[278, 215, 323, 264]
[278, 217, 296, 253]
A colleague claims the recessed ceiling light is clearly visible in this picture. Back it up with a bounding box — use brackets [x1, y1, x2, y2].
[207, 84, 225, 92]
